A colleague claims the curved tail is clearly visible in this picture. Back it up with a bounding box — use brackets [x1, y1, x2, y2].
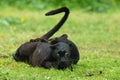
[41, 7, 69, 39]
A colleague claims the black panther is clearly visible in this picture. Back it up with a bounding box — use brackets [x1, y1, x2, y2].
[13, 7, 79, 70]
[13, 7, 69, 63]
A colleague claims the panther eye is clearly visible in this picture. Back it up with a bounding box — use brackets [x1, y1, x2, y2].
[58, 51, 65, 57]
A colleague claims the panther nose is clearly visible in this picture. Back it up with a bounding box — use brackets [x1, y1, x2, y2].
[60, 57, 66, 62]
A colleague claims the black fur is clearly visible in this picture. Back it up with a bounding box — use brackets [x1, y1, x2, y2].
[13, 7, 79, 70]
[29, 42, 53, 68]
[49, 34, 80, 64]
[13, 7, 69, 63]
[29, 41, 72, 70]
[51, 42, 73, 70]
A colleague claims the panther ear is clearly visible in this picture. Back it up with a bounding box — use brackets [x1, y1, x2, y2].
[60, 34, 68, 38]
[50, 39, 58, 44]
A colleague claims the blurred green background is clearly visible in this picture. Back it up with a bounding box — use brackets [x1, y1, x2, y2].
[0, 0, 120, 12]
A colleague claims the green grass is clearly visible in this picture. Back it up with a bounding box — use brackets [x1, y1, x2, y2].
[0, 7, 120, 80]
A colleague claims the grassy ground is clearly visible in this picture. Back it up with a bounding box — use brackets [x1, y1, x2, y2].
[0, 7, 120, 80]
